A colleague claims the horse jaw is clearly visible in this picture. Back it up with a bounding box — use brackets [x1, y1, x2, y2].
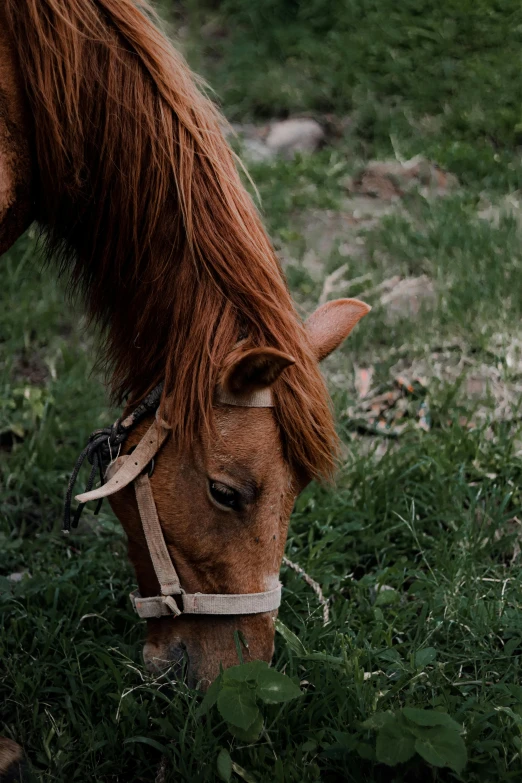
[0, 14, 34, 255]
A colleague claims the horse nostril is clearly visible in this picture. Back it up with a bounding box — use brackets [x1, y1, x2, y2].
[169, 641, 187, 663]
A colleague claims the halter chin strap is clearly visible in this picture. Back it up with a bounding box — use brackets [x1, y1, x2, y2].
[75, 386, 282, 619]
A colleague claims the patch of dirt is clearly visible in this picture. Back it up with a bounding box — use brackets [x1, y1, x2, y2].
[346, 157, 458, 201]
[335, 331, 522, 464]
[12, 351, 49, 385]
[389, 339, 522, 426]
[283, 199, 400, 282]
[346, 375, 430, 438]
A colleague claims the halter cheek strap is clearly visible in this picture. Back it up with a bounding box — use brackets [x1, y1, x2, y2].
[75, 387, 282, 619]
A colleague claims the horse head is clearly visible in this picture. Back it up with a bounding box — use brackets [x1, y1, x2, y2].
[106, 299, 369, 688]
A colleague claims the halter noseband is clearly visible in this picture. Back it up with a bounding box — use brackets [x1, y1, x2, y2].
[66, 385, 282, 619]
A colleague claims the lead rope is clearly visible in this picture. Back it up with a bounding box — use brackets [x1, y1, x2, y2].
[63, 383, 164, 531]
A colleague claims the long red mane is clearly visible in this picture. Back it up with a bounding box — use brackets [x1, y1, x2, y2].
[5, 0, 338, 480]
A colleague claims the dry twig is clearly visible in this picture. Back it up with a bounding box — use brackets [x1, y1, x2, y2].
[283, 556, 329, 625]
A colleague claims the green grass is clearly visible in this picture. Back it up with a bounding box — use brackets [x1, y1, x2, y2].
[191, 0, 522, 133]
[179, 0, 522, 192]
[2, 2, 522, 781]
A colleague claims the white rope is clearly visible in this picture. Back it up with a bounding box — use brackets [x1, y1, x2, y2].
[282, 556, 329, 625]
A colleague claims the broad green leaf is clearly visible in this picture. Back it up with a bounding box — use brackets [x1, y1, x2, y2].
[376, 717, 416, 766]
[217, 748, 232, 782]
[414, 727, 467, 773]
[414, 647, 437, 668]
[217, 684, 260, 729]
[227, 712, 264, 743]
[275, 619, 307, 656]
[196, 674, 222, 718]
[403, 708, 462, 734]
[356, 742, 375, 761]
[378, 649, 402, 663]
[362, 711, 395, 730]
[223, 660, 269, 684]
[330, 730, 356, 745]
[321, 730, 358, 757]
[256, 667, 302, 704]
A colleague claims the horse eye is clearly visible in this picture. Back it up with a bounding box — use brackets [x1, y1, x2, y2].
[208, 480, 241, 510]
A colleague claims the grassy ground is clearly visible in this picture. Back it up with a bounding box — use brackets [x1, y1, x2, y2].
[2, 2, 522, 781]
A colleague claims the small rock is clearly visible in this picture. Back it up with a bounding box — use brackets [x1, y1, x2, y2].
[7, 571, 31, 583]
[265, 118, 324, 159]
[13, 351, 50, 385]
[241, 138, 275, 163]
[224, 123, 274, 164]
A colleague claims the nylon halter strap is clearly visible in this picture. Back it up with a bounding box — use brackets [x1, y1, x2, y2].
[74, 387, 282, 619]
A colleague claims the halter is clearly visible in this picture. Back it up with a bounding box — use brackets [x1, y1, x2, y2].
[65, 384, 282, 619]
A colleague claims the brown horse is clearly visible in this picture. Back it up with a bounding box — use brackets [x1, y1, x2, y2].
[0, 0, 369, 776]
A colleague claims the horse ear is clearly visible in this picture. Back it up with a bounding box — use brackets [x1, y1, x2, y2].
[306, 298, 371, 362]
[222, 347, 295, 395]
